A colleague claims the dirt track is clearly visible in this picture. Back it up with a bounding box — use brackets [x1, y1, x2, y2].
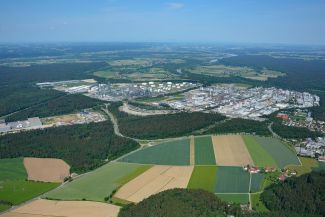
[212, 135, 254, 166]
[114, 165, 193, 203]
[190, 136, 195, 165]
[24, 157, 70, 183]
[1, 199, 120, 217]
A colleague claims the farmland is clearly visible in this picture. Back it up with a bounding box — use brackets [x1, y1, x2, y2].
[114, 166, 193, 203]
[187, 166, 217, 192]
[194, 136, 216, 165]
[215, 166, 250, 193]
[0, 158, 59, 212]
[2, 199, 120, 217]
[189, 64, 284, 81]
[250, 173, 265, 193]
[212, 135, 254, 167]
[119, 135, 299, 169]
[0, 158, 27, 181]
[243, 135, 278, 167]
[45, 162, 151, 202]
[287, 157, 319, 176]
[0, 180, 59, 205]
[119, 139, 190, 165]
[254, 136, 300, 168]
[23, 157, 70, 183]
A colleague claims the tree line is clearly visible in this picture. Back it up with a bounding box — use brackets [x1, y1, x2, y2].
[0, 121, 139, 173]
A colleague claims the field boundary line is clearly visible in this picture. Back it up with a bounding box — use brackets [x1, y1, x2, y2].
[190, 136, 195, 165]
[214, 193, 249, 195]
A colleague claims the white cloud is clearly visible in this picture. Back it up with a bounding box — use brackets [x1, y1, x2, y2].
[166, 2, 185, 10]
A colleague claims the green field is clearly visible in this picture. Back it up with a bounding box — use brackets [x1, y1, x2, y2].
[255, 136, 300, 168]
[215, 167, 250, 193]
[119, 139, 190, 165]
[0, 180, 59, 205]
[242, 135, 278, 167]
[287, 157, 319, 176]
[45, 162, 150, 201]
[187, 166, 217, 192]
[314, 161, 325, 171]
[0, 204, 11, 212]
[250, 173, 265, 193]
[0, 158, 27, 181]
[0, 158, 59, 212]
[194, 136, 216, 165]
[216, 193, 249, 204]
[251, 193, 269, 213]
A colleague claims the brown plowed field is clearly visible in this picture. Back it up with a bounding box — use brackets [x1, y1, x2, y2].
[24, 157, 70, 183]
[1, 199, 120, 217]
[114, 165, 193, 203]
[212, 135, 254, 166]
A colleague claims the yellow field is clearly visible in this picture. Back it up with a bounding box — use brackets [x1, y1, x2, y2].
[212, 135, 254, 166]
[1, 199, 120, 217]
[114, 166, 193, 203]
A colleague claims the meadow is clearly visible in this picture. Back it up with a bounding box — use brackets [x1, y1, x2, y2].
[255, 136, 300, 168]
[45, 162, 151, 202]
[0, 158, 59, 212]
[187, 166, 217, 192]
[243, 135, 278, 168]
[120, 139, 190, 165]
[215, 166, 250, 193]
[194, 136, 216, 165]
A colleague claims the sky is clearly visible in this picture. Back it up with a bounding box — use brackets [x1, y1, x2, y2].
[0, 0, 325, 44]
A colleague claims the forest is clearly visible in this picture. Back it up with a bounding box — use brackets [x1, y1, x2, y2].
[0, 62, 107, 118]
[204, 118, 272, 136]
[271, 122, 323, 139]
[261, 171, 325, 217]
[0, 121, 139, 172]
[108, 102, 226, 139]
[118, 189, 242, 217]
[5, 94, 103, 122]
[0, 62, 107, 85]
[118, 188, 319, 217]
[0, 85, 63, 117]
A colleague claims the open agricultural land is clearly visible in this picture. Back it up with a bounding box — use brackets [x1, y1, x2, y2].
[93, 57, 184, 81]
[188, 64, 284, 81]
[1, 199, 120, 217]
[120, 139, 190, 165]
[212, 135, 254, 167]
[24, 157, 70, 183]
[194, 136, 216, 165]
[114, 166, 193, 203]
[120, 135, 300, 168]
[0, 158, 60, 212]
[45, 162, 152, 202]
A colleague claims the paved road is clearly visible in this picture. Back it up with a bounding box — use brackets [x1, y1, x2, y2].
[268, 122, 280, 138]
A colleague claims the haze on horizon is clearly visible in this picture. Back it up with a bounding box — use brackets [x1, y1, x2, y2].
[1, 0, 325, 45]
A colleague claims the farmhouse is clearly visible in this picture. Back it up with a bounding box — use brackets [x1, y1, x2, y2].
[243, 165, 260, 174]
